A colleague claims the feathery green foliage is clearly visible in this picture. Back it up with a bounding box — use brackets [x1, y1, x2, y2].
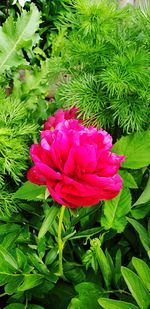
[52, 0, 150, 133]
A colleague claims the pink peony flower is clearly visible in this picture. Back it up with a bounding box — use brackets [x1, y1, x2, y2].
[43, 107, 78, 130]
[27, 119, 124, 208]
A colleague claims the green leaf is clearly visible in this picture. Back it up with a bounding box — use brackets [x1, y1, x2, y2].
[114, 249, 122, 286]
[68, 282, 105, 309]
[119, 170, 138, 188]
[38, 205, 59, 239]
[4, 304, 25, 309]
[0, 223, 21, 234]
[0, 4, 41, 72]
[14, 181, 46, 201]
[45, 246, 58, 265]
[121, 266, 150, 309]
[28, 305, 45, 309]
[28, 252, 49, 275]
[16, 248, 27, 271]
[17, 274, 43, 291]
[131, 203, 150, 219]
[127, 217, 150, 257]
[70, 227, 103, 239]
[91, 239, 112, 289]
[101, 189, 131, 232]
[133, 175, 150, 206]
[5, 275, 23, 294]
[98, 298, 139, 309]
[64, 263, 86, 284]
[2, 231, 21, 250]
[0, 245, 18, 270]
[113, 131, 150, 169]
[132, 257, 150, 291]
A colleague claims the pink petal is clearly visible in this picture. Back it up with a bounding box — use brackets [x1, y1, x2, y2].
[35, 163, 62, 181]
[27, 166, 46, 185]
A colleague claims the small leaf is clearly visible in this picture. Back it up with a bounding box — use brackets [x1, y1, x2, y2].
[119, 170, 138, 188]
[101, 189, 131, 232]
[16, 248, 27, 271]
[127, 217, 150, 257]
[91, 239, 112, 288]
[14, 181, 46, 201]
[68, 282, 105, 309]
[0, 245, 18, 270]
[131, 203, 150, 219]
[113, 131, 150, 169]
[64, 263, 86, 284]
[70, 227, 103, 239]
[98, 298, 139, 309]
[45, 247, 58, 265]
[132, 257, 150, 291]
[38, 205, 59, 239]
[5, 275, 23, 294]
[121, 266, 150, 309]
[133, 174, 150, 206]
[17, 274, 43, 291]
[0, 223, 21, 234]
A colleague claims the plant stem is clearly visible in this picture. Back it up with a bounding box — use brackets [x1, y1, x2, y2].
[58, 205, 66, 279]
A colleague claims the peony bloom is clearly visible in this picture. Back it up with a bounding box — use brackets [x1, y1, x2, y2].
[27, 119, 124, 208]
[43, 107, 78, 130]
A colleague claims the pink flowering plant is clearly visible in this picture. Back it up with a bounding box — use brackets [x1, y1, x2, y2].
[27, 108, 124, 278]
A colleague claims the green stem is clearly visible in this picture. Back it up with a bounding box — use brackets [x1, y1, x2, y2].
[58, 205, 66, 279]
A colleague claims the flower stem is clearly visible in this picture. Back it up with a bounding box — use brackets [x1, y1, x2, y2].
[58, 205, 66, 279]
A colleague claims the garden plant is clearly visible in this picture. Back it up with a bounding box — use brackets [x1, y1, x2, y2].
[0, 0, 150, 308]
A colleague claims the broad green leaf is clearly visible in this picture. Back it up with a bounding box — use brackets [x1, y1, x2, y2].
[98, 298, 139, 309]
[17, 274, 43, 291]
[131, 203, 150, 219]
[0, 4, 41, 72]
[113, 131, 150, 169]
[119, 170, 138, 188]
[0, 245, 18, 270]
[0, 273, 21, 286]
[121, 266, 150, 309]
[38, 205, 59, 239]
[127, 218, 150, 257]
[64, 262, 86, 284]
[132, 257, 150, 291]
[5, 275, 23, 294]
[133, 175, 150, 206]
[101, 189, 131, 232]
[28, 253, 49, 275]
[31, 280, 54, 297]
[68, 282, 105, 309]
[2, 231, 21, 250]
[14, 181, 46, 201]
